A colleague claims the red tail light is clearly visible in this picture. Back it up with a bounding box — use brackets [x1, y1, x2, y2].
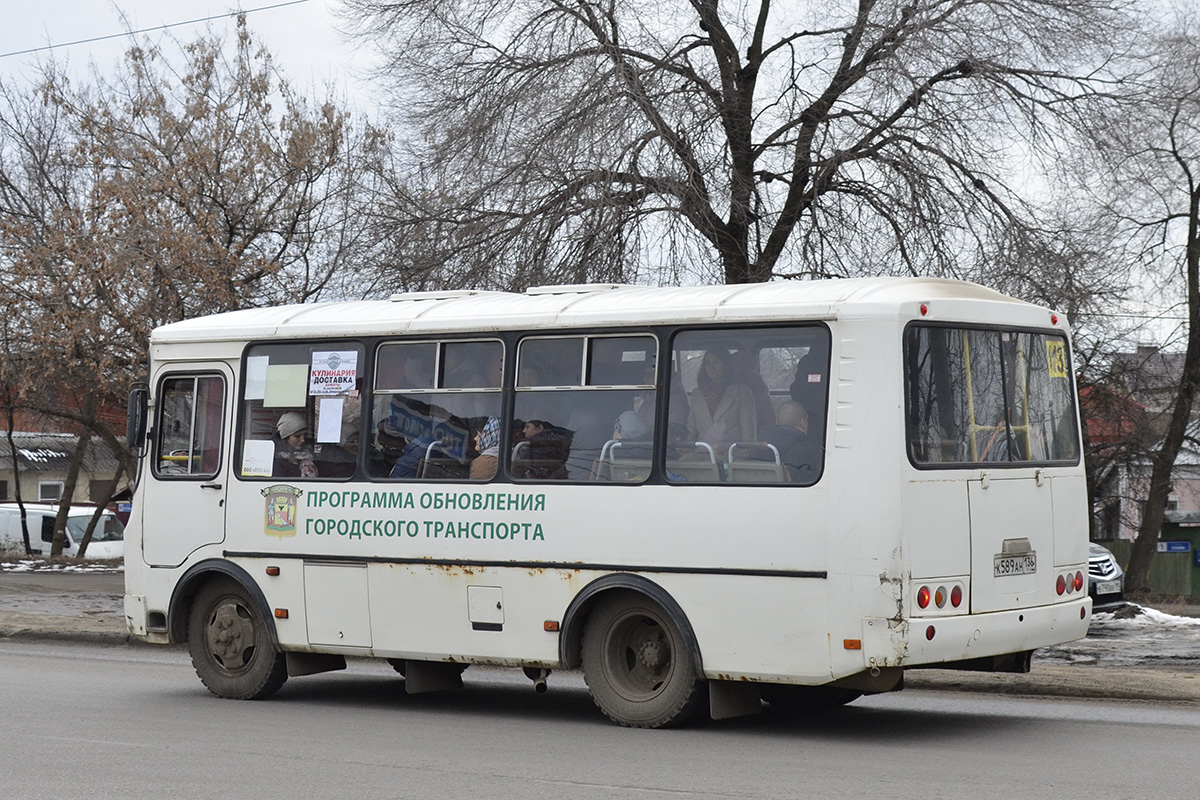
[917, 586, 931, 609]
[1073, 571, 1084, 592]
[1056, 575, 1066, 596]
[950, 585, 963, 607]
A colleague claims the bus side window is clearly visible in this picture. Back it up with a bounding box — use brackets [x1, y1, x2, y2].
[667, 326, 828, 486]
[369, 339, 503, 481]
[237, 342, 365, 480]
[512, 335, 656, 483]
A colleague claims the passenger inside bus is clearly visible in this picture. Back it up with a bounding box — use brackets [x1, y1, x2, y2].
[388, 433, 438, 478]
[470, 417, 501, 480]
[612, 410, 649, 441]
[512, 419, 571, 479]
[759, 400, 821, 484]
[732, 348, 775, 429]
[314, 423, 359, 478]
[273, 411, 318, 478]
[789, 340, 829, 441]
[687, 348, 758, 457]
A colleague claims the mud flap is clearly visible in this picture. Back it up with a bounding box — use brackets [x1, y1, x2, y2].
[709, 680, 762, 720]
[286, 651, 347, 677]
[405, 660, 465, 694]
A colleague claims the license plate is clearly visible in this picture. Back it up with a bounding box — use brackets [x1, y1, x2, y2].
[1096, 580, 1121, 595]
[994, 553, 1037, 577]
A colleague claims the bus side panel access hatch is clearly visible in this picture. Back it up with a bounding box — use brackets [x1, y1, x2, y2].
[304, 562, 372, 648]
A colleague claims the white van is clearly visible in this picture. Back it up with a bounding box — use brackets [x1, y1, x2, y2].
[0, 503, 125, 560]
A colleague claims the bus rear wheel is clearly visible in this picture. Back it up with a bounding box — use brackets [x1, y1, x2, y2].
[581, 593, 705, 728]
[187, 577, 287, 700]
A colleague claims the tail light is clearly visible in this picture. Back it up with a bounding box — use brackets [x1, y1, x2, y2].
[916, 582, 966, 613]
[1057, 570, 1087, 596]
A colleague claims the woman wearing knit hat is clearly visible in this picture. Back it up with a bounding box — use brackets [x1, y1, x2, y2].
[274, 411, 318, 478]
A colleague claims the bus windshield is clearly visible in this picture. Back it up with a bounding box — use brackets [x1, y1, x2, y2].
[905, 325, 1080, 466]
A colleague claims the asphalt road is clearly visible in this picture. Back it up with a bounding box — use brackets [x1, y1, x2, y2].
[1, 567, 1199, 704]
[3, 638, 1199, 800]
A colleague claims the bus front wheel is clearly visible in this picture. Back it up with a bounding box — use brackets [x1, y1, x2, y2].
[581, 593, 705, 728]
[187, 577, 288, 700]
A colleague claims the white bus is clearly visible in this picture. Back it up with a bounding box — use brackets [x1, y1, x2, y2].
[124, 278, 1092, 727]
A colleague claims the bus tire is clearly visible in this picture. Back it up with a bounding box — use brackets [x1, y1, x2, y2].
[187, 577, 287, 700]
[581, 592, 705, 728]
[760, 684, 861, 712]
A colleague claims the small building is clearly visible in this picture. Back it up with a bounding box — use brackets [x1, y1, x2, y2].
[0, 432, 127, 506]
[1093, 430, 1200, 542]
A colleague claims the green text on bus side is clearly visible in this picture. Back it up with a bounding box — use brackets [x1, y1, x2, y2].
[304, 518, 545, 541]
[305, 490, 547, 513]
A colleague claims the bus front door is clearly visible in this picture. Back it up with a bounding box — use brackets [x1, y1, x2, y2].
[141, 367, 232, 567]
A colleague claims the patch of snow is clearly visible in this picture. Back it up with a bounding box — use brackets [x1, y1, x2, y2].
[0, 559, 123, 573]
[1093, 603, 1200, 628]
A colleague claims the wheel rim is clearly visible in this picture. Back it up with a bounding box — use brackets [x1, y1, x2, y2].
[204, 596, 259, 675]
[600, 610, 676, 702]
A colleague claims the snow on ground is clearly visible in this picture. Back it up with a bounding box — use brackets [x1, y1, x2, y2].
[1040, 602, 1200, 669]
[1093, 604, 1200, 628]
[0, 559, 123, 573]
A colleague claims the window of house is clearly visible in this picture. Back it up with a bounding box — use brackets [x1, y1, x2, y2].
[38, 481, 64, 501]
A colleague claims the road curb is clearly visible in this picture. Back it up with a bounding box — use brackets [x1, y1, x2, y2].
[905, 665, 1200, 705]
[0, 611, 146, 647]
[3, 609, 1199, 705]
[0, 626, 146, 647]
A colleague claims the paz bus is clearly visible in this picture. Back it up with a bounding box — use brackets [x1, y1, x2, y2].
[123, 278, 1092, 727]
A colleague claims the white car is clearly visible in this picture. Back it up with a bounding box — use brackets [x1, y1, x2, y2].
[0, 503, 124, 559]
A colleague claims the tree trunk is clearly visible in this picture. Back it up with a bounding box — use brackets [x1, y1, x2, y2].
[76, 461, 124, 559]
[1125, 186, 1200, 593]
[50, 427, 93, 557]
[2, 394, 32, 554]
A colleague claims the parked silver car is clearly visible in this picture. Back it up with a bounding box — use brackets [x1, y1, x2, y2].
[1088, 543, 1125, 607]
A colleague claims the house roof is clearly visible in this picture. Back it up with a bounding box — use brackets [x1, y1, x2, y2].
[1078, 382, 1146, 444]
[0, 432, 123, 475]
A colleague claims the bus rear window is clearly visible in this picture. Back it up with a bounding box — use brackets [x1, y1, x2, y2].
[905, 326, 1080, 466]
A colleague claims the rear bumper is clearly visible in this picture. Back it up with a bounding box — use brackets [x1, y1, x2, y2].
[863, 597, 1092, 669]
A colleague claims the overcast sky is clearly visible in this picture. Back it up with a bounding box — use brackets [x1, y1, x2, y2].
[0, 0, 378, 104]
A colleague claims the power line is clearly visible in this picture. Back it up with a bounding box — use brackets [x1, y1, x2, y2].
[0, 0, 312, 60]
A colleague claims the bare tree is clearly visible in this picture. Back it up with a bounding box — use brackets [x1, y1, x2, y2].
[342, 0, 1135, 288]
[1061, 4, 1200, 592]
[0, 19, 379, 551]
